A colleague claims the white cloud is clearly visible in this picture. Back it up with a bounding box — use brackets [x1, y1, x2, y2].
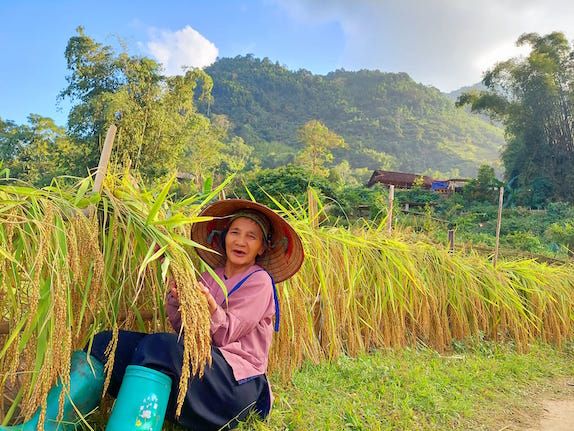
[146, 26, 218, 75]
[272, 0, 574, 91]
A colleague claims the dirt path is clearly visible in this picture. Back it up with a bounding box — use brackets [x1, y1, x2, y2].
[520, 380, 574, 431]
[533, 400, 574, 431]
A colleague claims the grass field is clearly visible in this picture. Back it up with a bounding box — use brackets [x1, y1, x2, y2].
[235, 342, 574, 431]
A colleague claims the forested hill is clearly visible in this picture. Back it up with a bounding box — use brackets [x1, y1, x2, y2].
[204, 55, 504, 177]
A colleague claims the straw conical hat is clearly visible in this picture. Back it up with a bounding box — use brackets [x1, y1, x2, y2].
[191, 199, 304, 283]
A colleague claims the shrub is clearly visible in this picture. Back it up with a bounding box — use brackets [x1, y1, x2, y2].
[501, 231, 544, 253]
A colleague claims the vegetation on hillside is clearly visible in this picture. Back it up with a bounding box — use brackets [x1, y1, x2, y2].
[204, 55, 505, 177]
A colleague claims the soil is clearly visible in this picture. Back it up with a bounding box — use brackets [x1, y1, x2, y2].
[533, 400, 574, 431]
[510, 378, 574, 431]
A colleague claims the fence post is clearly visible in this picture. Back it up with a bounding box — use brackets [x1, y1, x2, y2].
[493, 186, 504, 268]
[386, 185, 395, 234]
[448, 229, 455, 254]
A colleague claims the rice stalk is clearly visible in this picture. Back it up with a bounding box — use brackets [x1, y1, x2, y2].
[0, 173, 214, 425]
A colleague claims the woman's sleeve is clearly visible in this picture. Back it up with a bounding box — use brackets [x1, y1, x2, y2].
[210, 272, 274, 346]
[165, 291, 182, 333]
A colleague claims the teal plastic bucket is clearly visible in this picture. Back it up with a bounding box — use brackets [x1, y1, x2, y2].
[105, 366, 172, 431]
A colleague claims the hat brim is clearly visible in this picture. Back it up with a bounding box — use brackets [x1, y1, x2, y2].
[190, 199, 304, 283]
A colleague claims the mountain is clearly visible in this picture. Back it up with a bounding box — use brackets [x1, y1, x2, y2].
[445, 82, 486, 101]
[203, 55, 504, 177]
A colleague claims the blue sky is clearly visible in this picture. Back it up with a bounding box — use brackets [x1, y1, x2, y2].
[2, 0, 574, 126]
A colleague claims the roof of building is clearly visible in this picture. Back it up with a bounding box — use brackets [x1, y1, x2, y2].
[367, 170, 433, 188]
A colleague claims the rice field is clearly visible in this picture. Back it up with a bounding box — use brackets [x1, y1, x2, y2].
[1, 175, 573, 425]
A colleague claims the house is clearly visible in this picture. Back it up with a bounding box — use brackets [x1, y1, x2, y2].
[431, 180, 449, 192]
[366, 170, 433, 189]
[446, 178, 470, 192]
[367, 170, 470, 194]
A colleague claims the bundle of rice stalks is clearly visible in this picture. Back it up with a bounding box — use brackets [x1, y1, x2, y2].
[266, 194, 574, 379]
[0, 173, 229, 425]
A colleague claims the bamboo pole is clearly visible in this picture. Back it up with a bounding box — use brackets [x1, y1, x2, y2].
[386, 185, 395, 234]
[493, 186, 504, 268]
[94, 125, 117, 193]
[83, 124, 117, 217]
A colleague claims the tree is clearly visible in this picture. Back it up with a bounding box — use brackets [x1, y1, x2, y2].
[178, 114, 257, 188]
[178, 115, 225, 187]
[221, 136, 255, 173]
[462, 164, 503, 204]
[0, 117, 23, 163]
[0, 115, 89, 185]
[457, 32, 574, 203]
[295, 120, 346, 177]
[546, 222, 574, 255]
[60, 27, 214, 181]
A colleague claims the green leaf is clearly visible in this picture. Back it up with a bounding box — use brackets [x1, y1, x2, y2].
[146, 175, 175, 225]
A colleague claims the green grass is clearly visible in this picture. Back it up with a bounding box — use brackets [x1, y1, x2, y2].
[235, 342, 574, 431]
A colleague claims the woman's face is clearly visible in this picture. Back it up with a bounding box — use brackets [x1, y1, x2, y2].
[224, 217, 266, 269]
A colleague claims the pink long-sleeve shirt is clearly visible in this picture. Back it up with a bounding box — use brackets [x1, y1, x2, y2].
[166, 264, 275, 382]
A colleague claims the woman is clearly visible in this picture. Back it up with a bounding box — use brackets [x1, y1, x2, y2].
[1, 200, 303, 431]
[159, 199, 304, 429]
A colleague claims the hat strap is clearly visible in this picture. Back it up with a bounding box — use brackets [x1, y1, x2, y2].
[206, 229, 224, 245]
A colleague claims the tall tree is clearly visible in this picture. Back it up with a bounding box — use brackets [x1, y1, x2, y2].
[295, 120, 346, 177]
[60, 27, 214, 181]
[0, 118, 23, 164]
[457, 32, 574, 203]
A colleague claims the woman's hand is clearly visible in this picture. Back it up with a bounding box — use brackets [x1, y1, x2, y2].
[200, 284, 218, 315]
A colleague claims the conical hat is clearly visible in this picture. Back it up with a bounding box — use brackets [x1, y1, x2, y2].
[191, 199, 304, 283]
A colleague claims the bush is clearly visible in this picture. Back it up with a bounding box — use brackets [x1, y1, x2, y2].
[545, 222, 574, 255]
[329, 185, 387, 222]
[238, 165, 337, 208]
[501, 231, 544, 253]
[462, 165, 503, 204]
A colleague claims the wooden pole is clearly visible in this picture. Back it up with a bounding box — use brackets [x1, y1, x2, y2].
[448, 229, 455, 254]
[386, 185, 395, 234]
[493, 186, 504, 268]
[83, 124, 117, 217]
[93, 125, 117, 193]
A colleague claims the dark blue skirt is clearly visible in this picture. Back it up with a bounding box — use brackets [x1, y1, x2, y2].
[87, 330, 269, 431]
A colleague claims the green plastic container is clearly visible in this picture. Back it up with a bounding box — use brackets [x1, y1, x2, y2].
[105, 366, 172, 431]
[0, 351, 105, 431]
